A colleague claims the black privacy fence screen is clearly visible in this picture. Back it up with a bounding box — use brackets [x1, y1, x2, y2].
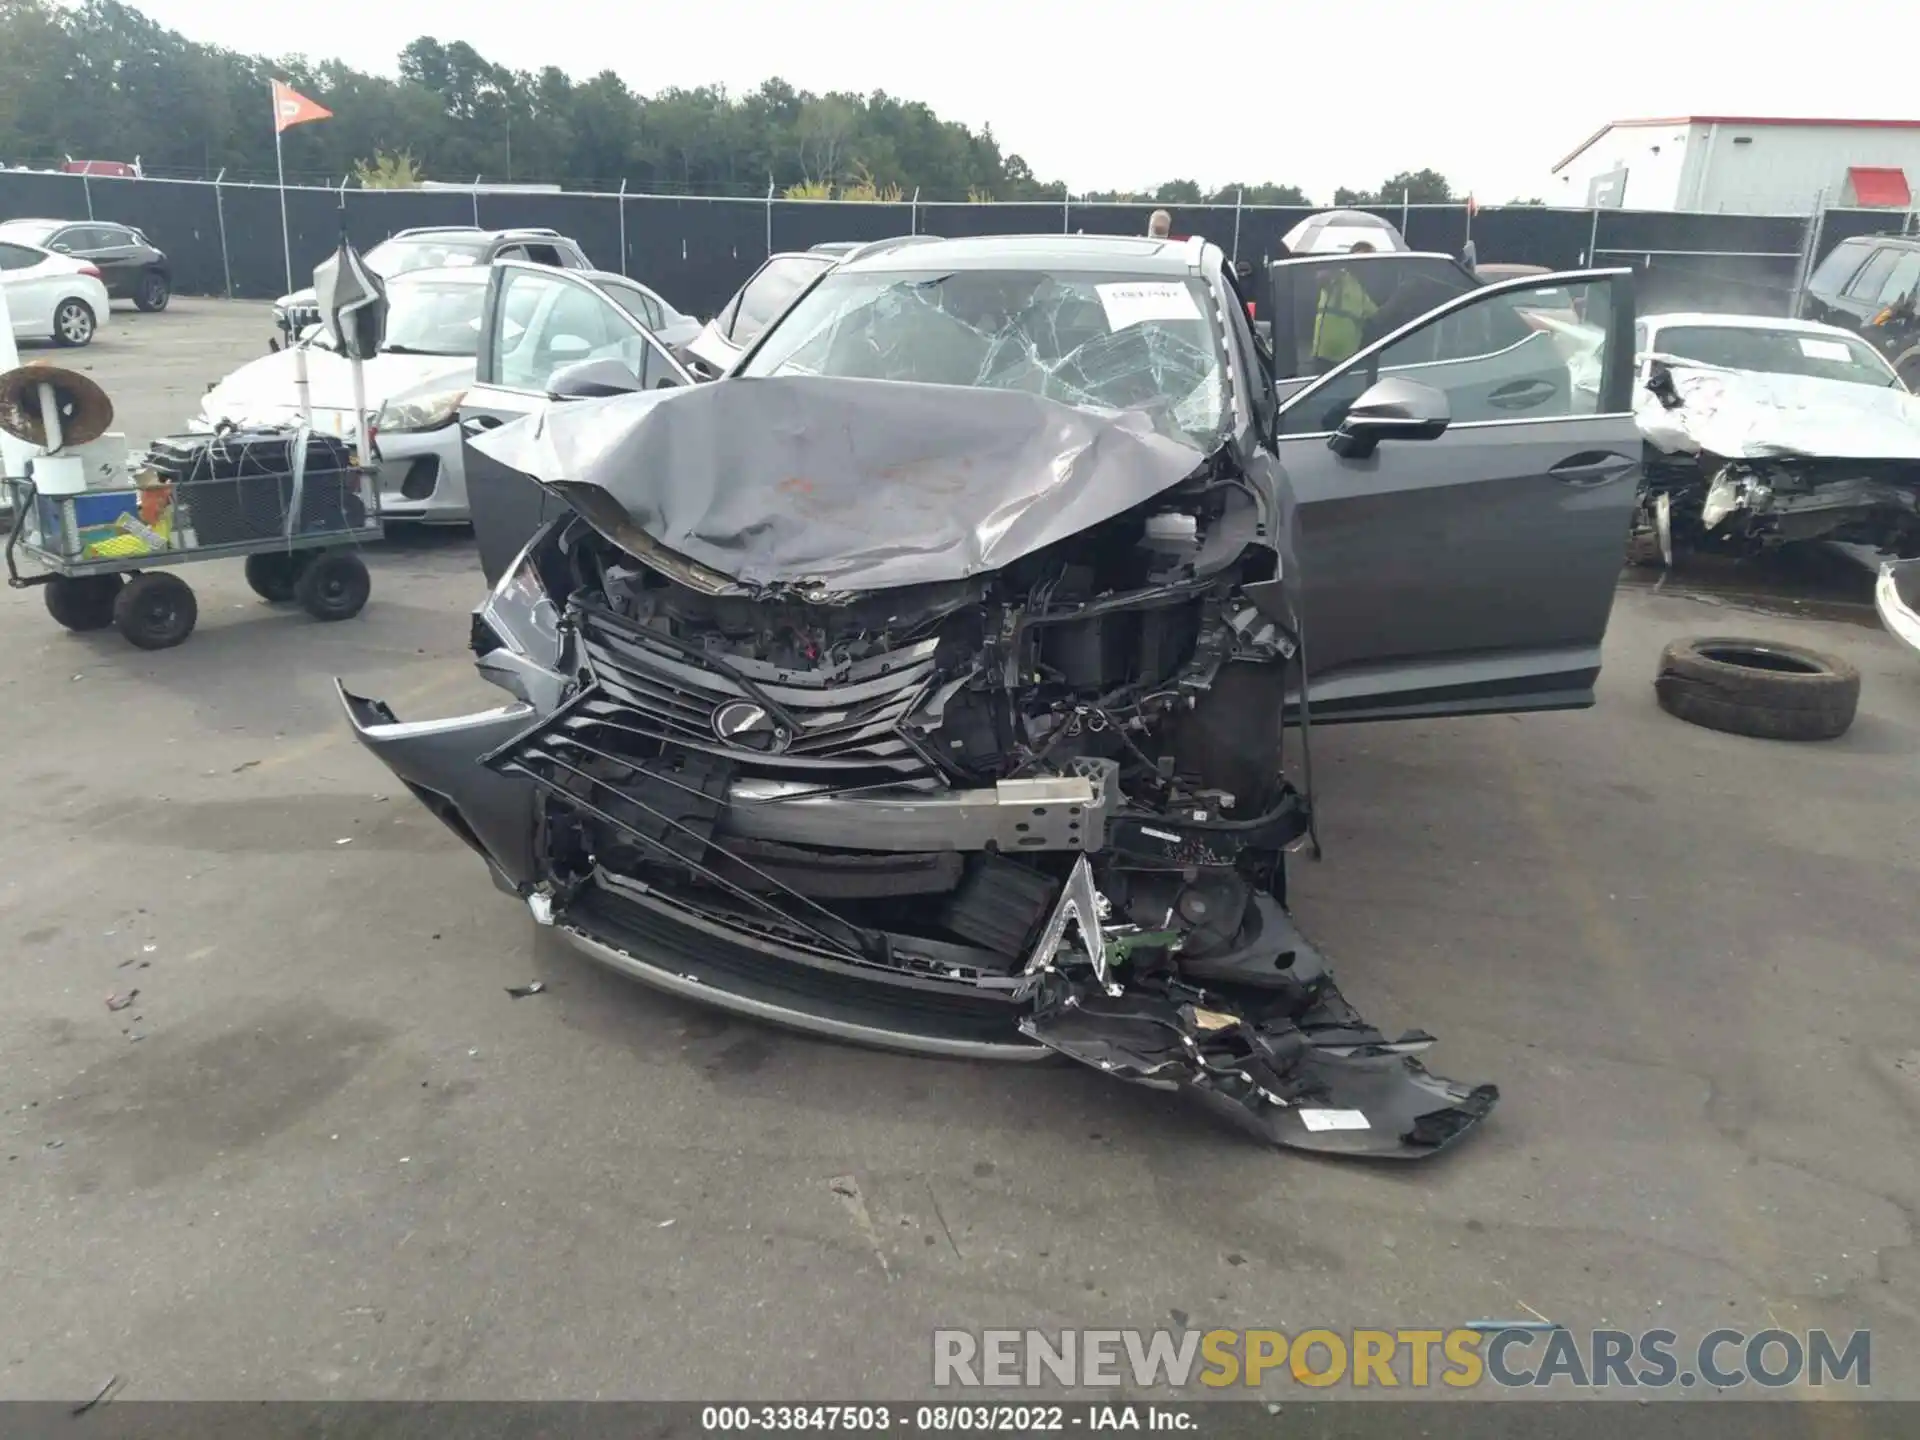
[1, 170, 1915, 321]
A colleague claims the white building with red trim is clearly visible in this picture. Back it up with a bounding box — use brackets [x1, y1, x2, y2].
[1551, 117, 1920, 214]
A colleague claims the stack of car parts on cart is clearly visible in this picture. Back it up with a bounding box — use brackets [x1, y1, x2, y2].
[3, 364, 382, 650]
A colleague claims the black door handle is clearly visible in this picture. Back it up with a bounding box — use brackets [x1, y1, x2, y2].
[460, 415, 504, 437]
[1549, 451, 1638, 486]
[1487, 378, 1558, 410]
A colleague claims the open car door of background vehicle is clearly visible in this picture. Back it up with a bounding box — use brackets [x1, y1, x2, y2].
[463, 261, 692, 586]
[1268, 263, 1639, 722]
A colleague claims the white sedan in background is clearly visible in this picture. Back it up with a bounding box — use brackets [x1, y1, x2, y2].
[197, 260, 684, 524]
[1636, 311, 1907, 390]
[0, 237, 112, 346]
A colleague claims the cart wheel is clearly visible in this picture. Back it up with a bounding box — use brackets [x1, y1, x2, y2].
[295, 551, 370, 622]
[113, 572, 198, 650]
[43, 574, 124, 632]
[244, 551, 306, 602]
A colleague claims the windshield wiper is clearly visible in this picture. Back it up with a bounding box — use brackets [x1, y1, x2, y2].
[378, 344, 466, 357]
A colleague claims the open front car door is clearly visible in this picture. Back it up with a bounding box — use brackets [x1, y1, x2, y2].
[461, 260, 693, 587]
[1267, 256, 1639, 722]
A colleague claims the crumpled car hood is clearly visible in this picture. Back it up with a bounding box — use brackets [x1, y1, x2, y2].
[1637, 360, 1920, 462]
[470, 375, 1209, 592]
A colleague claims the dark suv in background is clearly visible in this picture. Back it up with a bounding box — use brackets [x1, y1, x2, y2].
[272, 225, 593, 346]
[1798, 233, 1920, 388]
[0, 218, 171, 311]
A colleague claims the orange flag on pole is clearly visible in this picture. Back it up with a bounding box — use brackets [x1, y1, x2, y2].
[272, 79, 332, 134]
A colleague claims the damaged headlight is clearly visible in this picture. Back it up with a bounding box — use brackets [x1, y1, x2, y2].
[474, 530, 563, 673]
[374, 389, 467, 434]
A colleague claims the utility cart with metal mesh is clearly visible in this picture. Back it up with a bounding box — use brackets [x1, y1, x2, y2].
[5, 427, 383, 650]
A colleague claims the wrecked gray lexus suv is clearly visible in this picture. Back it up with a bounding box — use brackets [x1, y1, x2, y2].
[339, 238, 1640, 1159]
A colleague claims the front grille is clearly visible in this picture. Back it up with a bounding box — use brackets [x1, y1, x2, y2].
[565, 603, 942, 783]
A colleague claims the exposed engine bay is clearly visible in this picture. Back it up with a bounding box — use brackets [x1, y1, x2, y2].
[1634, 357, 1920, 561]
[346, 376, 1497, 1159]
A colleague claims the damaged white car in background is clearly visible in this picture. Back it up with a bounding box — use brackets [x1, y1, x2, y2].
[1629, 312, 1920, 655]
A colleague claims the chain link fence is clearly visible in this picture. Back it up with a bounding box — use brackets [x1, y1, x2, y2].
[2, 168, 1914, 320]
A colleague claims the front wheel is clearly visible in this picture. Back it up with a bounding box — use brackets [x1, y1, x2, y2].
[113, 572, 198, 650]
[295, 551, 370, 622]
[134, 271, 171, 313]
[52, 298, 96, 347]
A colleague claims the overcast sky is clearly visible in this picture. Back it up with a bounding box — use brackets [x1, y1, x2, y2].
[132, 0, 1909, 203]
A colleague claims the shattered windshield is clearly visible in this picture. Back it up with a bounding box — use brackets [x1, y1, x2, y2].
[1654, 325, 1899, 389]
[735, 267, 1230, 449]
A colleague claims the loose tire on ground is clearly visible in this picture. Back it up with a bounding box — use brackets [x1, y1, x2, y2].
[112, 572, 198, 650]
[1654, 636, 1859, 741]
[134, 271, 171, 313]
[294, 551, 370, 622]
[43, 573, 124, 631]
[244, 550, 308, 602]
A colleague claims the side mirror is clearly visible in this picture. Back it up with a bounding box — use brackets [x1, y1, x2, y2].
[1329, 376, 1450, 458]
[50, 241, 70, 253]
[549, 357, 641, 399]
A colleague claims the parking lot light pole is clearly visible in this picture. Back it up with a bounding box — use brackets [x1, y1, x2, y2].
[213, 168, 233, 299]
[618, 179, 628, 274]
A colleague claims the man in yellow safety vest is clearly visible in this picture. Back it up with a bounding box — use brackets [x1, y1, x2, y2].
[1310, 241, 1380, 371]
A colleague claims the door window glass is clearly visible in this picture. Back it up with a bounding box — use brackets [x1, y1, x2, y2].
[1277, 277, 1616, 435]
[601, 279, 665, 330]
[1873, 252, 1920, 308]
[729, 255, 833, 344]
[520, 243, 564, 267]
[491, 270, 652, 392]
[0, 243, 43, 270]
[1808, 240, 1871, 295]
[1844, 248, 1901, 300]
[1273, 256, 1480, 380]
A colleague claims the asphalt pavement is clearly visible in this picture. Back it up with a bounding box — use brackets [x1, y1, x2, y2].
[1, 300, 1916, 1402]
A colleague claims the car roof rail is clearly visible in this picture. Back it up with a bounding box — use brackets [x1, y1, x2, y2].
[510, 227, 563, 238]
[392, 226, 482, 238]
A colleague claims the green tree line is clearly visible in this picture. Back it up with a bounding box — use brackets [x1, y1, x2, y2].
[0, 0, 1474, 206]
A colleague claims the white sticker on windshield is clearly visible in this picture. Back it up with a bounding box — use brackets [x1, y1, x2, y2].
[1797, 337, 1853, 363]
[1096, 281, 1201, 331]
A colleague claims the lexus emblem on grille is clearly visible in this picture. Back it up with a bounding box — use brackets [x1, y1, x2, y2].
[711, 699, 788, 753]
